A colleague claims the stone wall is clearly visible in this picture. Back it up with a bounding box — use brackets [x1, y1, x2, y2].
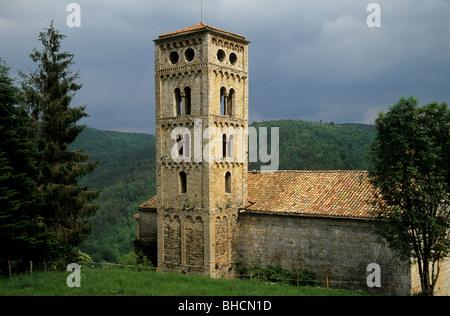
[137, 211, 157, 241]
[411, 257, 450, 296]
[434, 258, 450, 296]
[238, 212, 413, 295]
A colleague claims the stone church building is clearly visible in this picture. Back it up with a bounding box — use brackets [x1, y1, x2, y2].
[134, 22, 449, 295]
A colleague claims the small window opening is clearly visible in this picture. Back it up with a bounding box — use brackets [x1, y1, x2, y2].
[229, 53, 237, 65]
[177, 134, 184, 156]
[225, 172, 231, 193]
[227, 134, 234, 159]
[170, 51, 179, 64]
[184, 87, 191, 115]
[222, 134, 234, 159]
[184, 133, 191, 158]
[174, 88, 182, 116]
[217, 49, 226, 62]
[220, 87, 227, 115]
[176, 133, 191, 159]
[179, 171, 187, 194]
[227, 89, 235, 117]
[222, 134, 227, 158]
[185, 48, 195, 62]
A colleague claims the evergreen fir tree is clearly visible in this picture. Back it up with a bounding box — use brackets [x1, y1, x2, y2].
[0, 58, 42, 273]
[20, 22, 100, 264]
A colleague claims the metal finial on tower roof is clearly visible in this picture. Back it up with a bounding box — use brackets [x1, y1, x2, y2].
[201, 0, 204, 23]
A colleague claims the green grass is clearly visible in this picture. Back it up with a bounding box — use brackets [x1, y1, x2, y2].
[0, 268, 375, 296]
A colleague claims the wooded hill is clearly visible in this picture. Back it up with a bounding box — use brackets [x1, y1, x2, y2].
[71, 120, 376, 262]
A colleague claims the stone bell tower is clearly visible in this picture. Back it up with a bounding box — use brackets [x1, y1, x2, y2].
[153, 22, 250, 277]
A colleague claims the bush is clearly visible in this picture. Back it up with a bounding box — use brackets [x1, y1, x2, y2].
[116, 252, 152, 271]
[237, 262, 317, 287]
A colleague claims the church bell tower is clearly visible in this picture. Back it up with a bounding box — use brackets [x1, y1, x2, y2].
[153, 22, 250, 277]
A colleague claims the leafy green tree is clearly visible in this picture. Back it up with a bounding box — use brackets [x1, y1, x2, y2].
[0, 58, 43, 272]
[20, 22, 100, 264]
[368, 96, 450, 295]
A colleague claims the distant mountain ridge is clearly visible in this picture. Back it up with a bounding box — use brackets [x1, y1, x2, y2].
[71, 120, 376, 262]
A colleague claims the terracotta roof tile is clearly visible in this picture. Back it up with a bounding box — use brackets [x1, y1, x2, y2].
[158, 22, 247, 40]
[244, 170, 376, 219]
[139, 195, 157, 210]
[139, 170, 377, 219]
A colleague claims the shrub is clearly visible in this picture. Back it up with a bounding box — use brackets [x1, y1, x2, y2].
[116, 252, 152, 271]
[237, 261, 317, 287]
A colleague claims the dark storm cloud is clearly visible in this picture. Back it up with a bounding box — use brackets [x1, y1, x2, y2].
[1, 0, 450, 133]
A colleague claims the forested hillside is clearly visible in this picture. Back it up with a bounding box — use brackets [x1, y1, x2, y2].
[249, 120, 376, 171]
[70, 128, 156, 262]
[72, 120, 375, 262]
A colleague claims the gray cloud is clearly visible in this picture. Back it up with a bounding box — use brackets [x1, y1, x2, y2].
[1, 0, 450, 133]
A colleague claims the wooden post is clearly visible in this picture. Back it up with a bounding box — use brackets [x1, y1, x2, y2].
[30, 261, 33, 273]
[326, 277, 329, 290]
[8, 260, 11, 278]
[250, 271, 253, 280]
[297, 271, 300, 287]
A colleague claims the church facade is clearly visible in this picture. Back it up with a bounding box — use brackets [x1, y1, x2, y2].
[134, 23, 449, 295]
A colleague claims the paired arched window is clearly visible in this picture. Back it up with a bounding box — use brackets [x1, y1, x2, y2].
[175, 132, 191, 159]
[174, 87, 192, 116]
[220, 87, 235, 116]
[222, 133, 234, 159]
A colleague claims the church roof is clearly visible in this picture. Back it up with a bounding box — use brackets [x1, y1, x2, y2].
[138, 170, 377, 219]
[157, 21, 248, 41]
[138, 195, 157, 210]
[243, 170, 376, 219]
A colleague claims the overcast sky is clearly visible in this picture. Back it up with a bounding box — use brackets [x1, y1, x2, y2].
[1, 0, 450, 134]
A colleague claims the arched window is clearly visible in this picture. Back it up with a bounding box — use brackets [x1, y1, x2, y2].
[177, 134, 184, 156]
[222, 133, 234, 159]
[227, 134, 234, 158]
[174, 88, 182, 116]
[220, 87, 227, 115]
[175, 132, 191, 159]
[222, 134, 227, 158]
[179, 171, 187, 194]
[184, 87, 191, 115]
[225, 172, 231, 193]
[184, 132, 191, 158]
[227, 89, 235, 117]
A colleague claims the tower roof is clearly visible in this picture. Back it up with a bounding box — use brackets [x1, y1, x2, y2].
[157, 21, 248, 41]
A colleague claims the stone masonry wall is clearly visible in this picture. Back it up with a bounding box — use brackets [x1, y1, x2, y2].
[239, 212, 412, 295]
[411, 257, 450, 296]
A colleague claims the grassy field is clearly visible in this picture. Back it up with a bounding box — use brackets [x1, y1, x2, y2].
[0, 268, 374, 296]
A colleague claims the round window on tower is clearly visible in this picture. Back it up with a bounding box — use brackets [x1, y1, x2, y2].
[185, 48, 195, 62]
[169, 51, 179, 64]
[217, 49, 226, 62]
[229, 53, 238, 65]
